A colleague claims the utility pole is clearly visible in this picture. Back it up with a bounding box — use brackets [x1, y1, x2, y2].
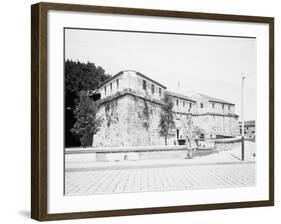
[241, 74, 246, 161]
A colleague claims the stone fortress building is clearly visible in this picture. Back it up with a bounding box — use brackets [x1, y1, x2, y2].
[92, 70, 240, 147]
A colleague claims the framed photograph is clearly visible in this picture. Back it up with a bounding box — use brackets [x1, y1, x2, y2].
[31, 2, 274, 221]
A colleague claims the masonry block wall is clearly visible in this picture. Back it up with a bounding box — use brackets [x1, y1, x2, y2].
[93, 93, 168, 147]
[93, 96, 129, 147]
[193, 115, 240, 138]
[92, 70, 240, 147]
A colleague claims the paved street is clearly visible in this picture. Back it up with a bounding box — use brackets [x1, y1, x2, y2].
[65, 162, 255, 195]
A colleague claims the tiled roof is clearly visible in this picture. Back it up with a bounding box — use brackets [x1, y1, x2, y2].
[98, 70, 167, 89]
[97, 71, 124, 89]
[197, 93, 234, 105]
[187, 92, 234, 105]
[98, 71, 234, 106]
[166, 90, 196, 102]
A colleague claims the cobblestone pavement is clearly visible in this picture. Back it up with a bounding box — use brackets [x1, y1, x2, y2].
[65, 163, 255, 195]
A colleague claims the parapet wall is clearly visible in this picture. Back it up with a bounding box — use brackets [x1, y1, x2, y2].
[193, 114, 240, 138]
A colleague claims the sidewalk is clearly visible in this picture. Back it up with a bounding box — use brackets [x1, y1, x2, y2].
[65, 162, 256, 195]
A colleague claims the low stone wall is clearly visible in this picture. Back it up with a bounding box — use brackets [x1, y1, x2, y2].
[96, 152, 139, 162]
[65, 146, 188, 162]
[215, 136, 241, 143]
[94, 151, 188, 162]
[215, 143, 241, 151]
[66, 145, 187, 154]
[65, 145, 217, 162]
[65, 152, 96, 162]
[214, 137, 241, 151]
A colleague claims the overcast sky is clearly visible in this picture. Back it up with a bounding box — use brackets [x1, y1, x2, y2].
[65, 28, 257, 121]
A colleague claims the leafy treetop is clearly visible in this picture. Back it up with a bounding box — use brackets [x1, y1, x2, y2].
[65, 59, 111, 95]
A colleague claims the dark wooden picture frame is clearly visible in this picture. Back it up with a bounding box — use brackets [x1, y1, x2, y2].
[31, 2, 274, 221]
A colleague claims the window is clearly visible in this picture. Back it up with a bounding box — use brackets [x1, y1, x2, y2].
[212, 103, 215, 108]
[222, 104, 224, 110]
[200, 103, 204, 108]
[110, 83, 112, 92]
[189, 103, 192, 109]
[151, 84, 155, 94]
[228, 105, 231, 110]
[116, 79, 119, 89]
[176, 99, 179, 106]
[142, 80, 146, 90]
[183, 101, 185, 107]
[159, 88, 161, 97]
[104, 86, 107, 96]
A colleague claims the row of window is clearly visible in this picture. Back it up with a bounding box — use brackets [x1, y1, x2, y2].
[104, 79, 119, 96]
[142, 80, 162, 97]
[212, 103, 231, 110]
[192, 102, 232, 110]
[199, 102, 231, 110]
[176, 99, 193, 109]
[175, 100, 232, 111]
[104, 79, 233, 114]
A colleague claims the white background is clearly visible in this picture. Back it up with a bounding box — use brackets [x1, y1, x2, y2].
[0, 0, 279, 223]
[48, 10, 269, 213]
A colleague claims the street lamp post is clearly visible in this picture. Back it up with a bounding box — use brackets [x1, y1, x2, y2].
[241, 74, 246, 161]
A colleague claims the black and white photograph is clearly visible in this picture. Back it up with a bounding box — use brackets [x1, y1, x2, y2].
[64, 28, 257, 196]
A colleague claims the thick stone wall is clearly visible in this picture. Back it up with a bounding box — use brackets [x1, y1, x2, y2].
[93, 96, 129, 147]
[193, 115, 239, 138]
[173, 113, 193, 141]
[93, 93, 239, 147]
[93, 94, 167, 147]
[125, 94, 165, 146]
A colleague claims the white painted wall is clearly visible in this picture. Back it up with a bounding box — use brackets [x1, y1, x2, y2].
[171, 96, 196, 113]
[99, 70, 165, 101]
[126, 70, 165, 101]
[99, 72, 125, 99]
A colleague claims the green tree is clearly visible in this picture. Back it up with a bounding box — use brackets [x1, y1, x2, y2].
[65, 60, 110, 147]
[71, 92, 103, 147]
[65, 60, 110, 94]
[159, 94, 176, 145]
